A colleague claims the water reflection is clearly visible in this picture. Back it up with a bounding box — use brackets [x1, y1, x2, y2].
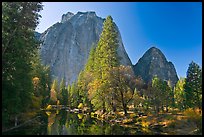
[45, 110, 133, 135]
[3, 110, 145, 135]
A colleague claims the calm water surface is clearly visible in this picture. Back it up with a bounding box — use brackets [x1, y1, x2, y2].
[3, 110, 146, 135]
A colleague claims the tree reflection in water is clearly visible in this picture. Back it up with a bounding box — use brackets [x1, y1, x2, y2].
[4, 110, 144, 135]
[45, 110, 130, 135]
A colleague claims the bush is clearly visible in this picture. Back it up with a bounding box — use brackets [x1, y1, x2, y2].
[78, 103, 83, 109]
[183, 108, 202, 133]
[31, 95, 42, 109]
[46, 105, 52, 110]
[183, 108, 201, 119]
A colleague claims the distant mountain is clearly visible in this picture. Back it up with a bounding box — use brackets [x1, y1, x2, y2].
[37, 11, 132, 85]
[133, 47, 178, 87]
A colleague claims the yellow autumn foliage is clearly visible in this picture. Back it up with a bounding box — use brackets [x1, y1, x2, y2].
[46, 105, 52, 110]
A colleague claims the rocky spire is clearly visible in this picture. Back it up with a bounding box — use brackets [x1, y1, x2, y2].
[133, 47, 178, 87]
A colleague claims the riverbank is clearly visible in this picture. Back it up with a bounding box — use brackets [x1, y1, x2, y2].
[4, 105, 201, 135]
[44, 105, 202, 135]
[91, 108, 202, 135]
[2, 110, 41, 133]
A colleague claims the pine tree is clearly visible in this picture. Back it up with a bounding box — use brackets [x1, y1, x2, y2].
[174, 77, 186, 110]
[184, 61, 202, 109]
[70, 82, 80, 108]
[151, 76, 163, 113]
[77, 46, 96, 111]
[30, 49, 52, 108]
[84, 45, 96, 72]
[162, 80, 172, 112]
[67, 84, 71, 107]
[88, 16, 120, 113]
[59, 78, 68, 105]
[50, 79, 58, 104]
[2, 2, 43, 127]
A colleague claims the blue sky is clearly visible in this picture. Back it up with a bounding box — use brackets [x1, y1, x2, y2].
[36, 2, 202, 78]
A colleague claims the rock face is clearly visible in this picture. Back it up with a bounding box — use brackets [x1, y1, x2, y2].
[133, 47, 178, 87]
[38, 11, 132, 85]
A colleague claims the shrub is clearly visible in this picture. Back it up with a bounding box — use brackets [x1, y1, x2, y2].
[183, 108, 201, 120]
[183, 108, 202, 133]
[78, 103, 83, 109]
[46, 105, 52, 110]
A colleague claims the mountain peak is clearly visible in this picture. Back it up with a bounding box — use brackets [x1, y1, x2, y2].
[149, 46, 159, 51]
[147, 46, 163, 54]
[133, 47, 178, 87]
[61, 12, 74, 23]
[39, 11, 132, 85]
[77, 11, 96, 15]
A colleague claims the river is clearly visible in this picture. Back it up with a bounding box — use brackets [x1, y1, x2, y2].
[3, 109, 147, 135]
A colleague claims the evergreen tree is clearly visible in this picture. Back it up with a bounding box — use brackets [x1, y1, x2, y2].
[151, 76, 163, 113]
[162, 80, 172, 112]
[84, 45, 96, 72]
[77, 46, 97, 111]
[59, 78, 68, 105]
[30, 49, 52, 108]
[70, 82, 80, 108]
[88, 15, 120, 113]
[184, 61, 202, 109]
[174, 77, 186, 110]
[50, 79, 58, 104]
[67, 84, 71, 107]
[2, 2, 43, 127]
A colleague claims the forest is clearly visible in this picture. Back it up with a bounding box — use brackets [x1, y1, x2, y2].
[2, 2, 202, 135]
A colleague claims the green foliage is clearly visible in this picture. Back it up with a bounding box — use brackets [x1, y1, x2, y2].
[174, 77, 186, 110]
[84, 45, 96, 72]
[88, 15, 120, 113]
[2, 2, 43, 127]
[70, 82, 80, 108]
[62, 88, 69, 106]
[184, 61, 202, 109]
[76, 15, 120, 113]
[148, 76, 173, 113]
[67, 84, 71, 107]
[110, 65, 136, 115]
[59, 78, 68, 105]
[77, 71, 93, 110]
[151, 76, 163, 113]
[30, 50, 52, 108]
[76, 45, 97, 111]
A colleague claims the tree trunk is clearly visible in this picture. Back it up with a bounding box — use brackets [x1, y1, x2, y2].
[156, 105, 159, 114]
[102, 101, 106, 114]
[113, 105, 116, 112]
[161, 105, 164, 112]
[112, 99, 116, 112]
[15, 116, 18, 127]
[124, 107, 127, 116]
[123, 103, 127, 116]
[166, 105, 168, 112]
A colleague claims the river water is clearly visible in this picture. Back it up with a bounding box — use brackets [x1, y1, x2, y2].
[3, 110, 147, 135]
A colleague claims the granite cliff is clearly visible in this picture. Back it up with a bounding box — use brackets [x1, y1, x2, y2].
[37, 11, 132, 85]
[133, 47, 179, 87]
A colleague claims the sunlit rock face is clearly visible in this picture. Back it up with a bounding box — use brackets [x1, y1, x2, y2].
[37, 11, 132, 85]
[133, 47, 178, 87]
